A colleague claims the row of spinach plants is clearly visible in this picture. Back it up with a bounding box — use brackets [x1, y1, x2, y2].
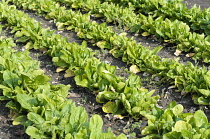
[7, 0, 210, 106]
[102, 0, 210, 35]
[0, 35, 123, 138]
[2, 1, 210, 138]
[53, 0, 210, 63]
[0, 0, 159, 120]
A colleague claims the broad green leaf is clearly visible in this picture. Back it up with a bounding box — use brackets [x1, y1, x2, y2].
[27, 112, 45, 125]
[181, 129, 192, 138]
[14, 31, 23, 38]
[198, 89, 210, 97]
[75, 76, 89, 88]
[194, 110, 208, 128]
[100, 132, 116, 139]
[172, 121, 192, 132]
[0, 96, 10, 100]
[34, 75, 50, 85]
[172, 104, 183, 116]
[89, 115, 103, 139]
[3, 71, 19, 88]
[16, 94, 38, 110]
[116, 133, 127, 139]
[65, 133, 73, 139]
[197, 96, 210, 105]
[163, 131, 182, 139]
[203, 129, 210, 138]
[6, 101, 19, 111]
[26, 126, 47, 139]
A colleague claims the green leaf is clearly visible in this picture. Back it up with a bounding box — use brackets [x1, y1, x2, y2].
[0, 96, 10, 100]
[198, 89, 210, 97]
[116, 133, 127, 139]
[34, 75, 50, 85]
[13, 115, 27, 125]
[89, 115, 103, 139]
[16, 94, 38, 110]
[14, 31, 23, 38]
[172, 104, 183, 116]
[27, 112, 45, 125]
[6, 101, 20, 111]
[163, 131, 181, 139]
[172, 121, 192, 132]
[3, 71, 19, 88]
[26, 126, 47, 138]
[203, 129, 210, 138]
[193, 110, 208, 128]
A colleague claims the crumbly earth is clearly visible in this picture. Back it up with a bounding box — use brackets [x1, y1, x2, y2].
[0, 0, 209, 139]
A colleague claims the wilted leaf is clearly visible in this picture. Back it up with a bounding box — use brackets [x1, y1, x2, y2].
[39, 47, 48, 52]
[129, 65, 140, 74]
[186, 53, 195, 57]
[114, 114, 124, 120]
[174, 49, 182, 56]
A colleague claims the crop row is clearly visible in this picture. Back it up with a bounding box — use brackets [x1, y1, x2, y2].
[2, 1, 210, 138]
[54, 0, 210, 63]
[0, 34, 126, 138]
[7, 0, 210, 106]
[102, 0, 210, 35]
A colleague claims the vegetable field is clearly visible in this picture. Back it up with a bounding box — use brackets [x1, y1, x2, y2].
[0, 0, 210, 138]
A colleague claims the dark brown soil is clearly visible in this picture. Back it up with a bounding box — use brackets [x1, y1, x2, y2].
[0, 0, 209, 139]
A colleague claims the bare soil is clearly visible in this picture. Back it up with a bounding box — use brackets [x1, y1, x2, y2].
[0, 0, 210, 138]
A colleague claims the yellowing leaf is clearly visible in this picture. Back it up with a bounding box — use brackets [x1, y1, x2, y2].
[164, 40, 170, 42]
[102, 101, 116, 113]
[129, 65, 140, 74]
[56, 67, 66, 73]
[186, 53, 195, 57]
[124, 27, 130, 31]
[142, 32, 150, 36]
[96, 41, 106, 48]
[174, 49, 182, 56]
[119, 32, 127, 36]
[56, 22, 65, 30]
[64, 69, 75, 78]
